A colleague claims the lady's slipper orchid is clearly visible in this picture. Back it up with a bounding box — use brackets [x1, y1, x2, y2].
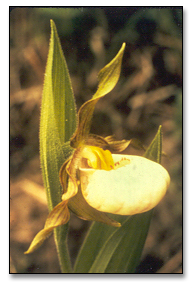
[25, 43, 170, 254]
[80, 154, 170, 215]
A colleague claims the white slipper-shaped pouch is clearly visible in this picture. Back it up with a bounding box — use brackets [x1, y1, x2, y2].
[80, 155, 170, 215]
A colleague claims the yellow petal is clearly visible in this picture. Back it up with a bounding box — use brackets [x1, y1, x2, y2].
[85, 134, 109, 148]
[25, 201, 69, 254]
[60, 156, 78, 201]
[80, 155, 170, 215]
[24, 228, 54, 254]
[44, 200, 70, 228]
[105, 136, 132, 153]
[59, 158, 70, 191]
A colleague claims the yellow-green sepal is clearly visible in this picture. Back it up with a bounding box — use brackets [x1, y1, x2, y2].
[70, 43, 126, 148]
[24, 200, 70, 254]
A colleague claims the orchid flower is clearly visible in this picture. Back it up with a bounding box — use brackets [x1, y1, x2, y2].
[25, 42, 170, 254]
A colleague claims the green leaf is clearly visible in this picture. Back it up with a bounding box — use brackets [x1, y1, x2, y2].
[74, 126, 162, 273]
[73, 215, 125, 273]
[144, 125, 162, 163]
[89, 213, 152, 273]
[39, 19, 77, 273]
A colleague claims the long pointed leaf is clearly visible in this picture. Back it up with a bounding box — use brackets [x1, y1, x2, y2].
[144, 125, 162, 163]
[73, 215, 125, 273]
[39, 19, 76, 273]
[89, 212, 152, 273]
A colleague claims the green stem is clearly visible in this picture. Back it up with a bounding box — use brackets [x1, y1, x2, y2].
[54, 225, 72, 273]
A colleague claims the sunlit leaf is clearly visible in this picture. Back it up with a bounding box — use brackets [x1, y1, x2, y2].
[39, 19, 77, 272]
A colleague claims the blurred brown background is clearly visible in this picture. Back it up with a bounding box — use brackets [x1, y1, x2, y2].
[10, 7, 182, 273]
